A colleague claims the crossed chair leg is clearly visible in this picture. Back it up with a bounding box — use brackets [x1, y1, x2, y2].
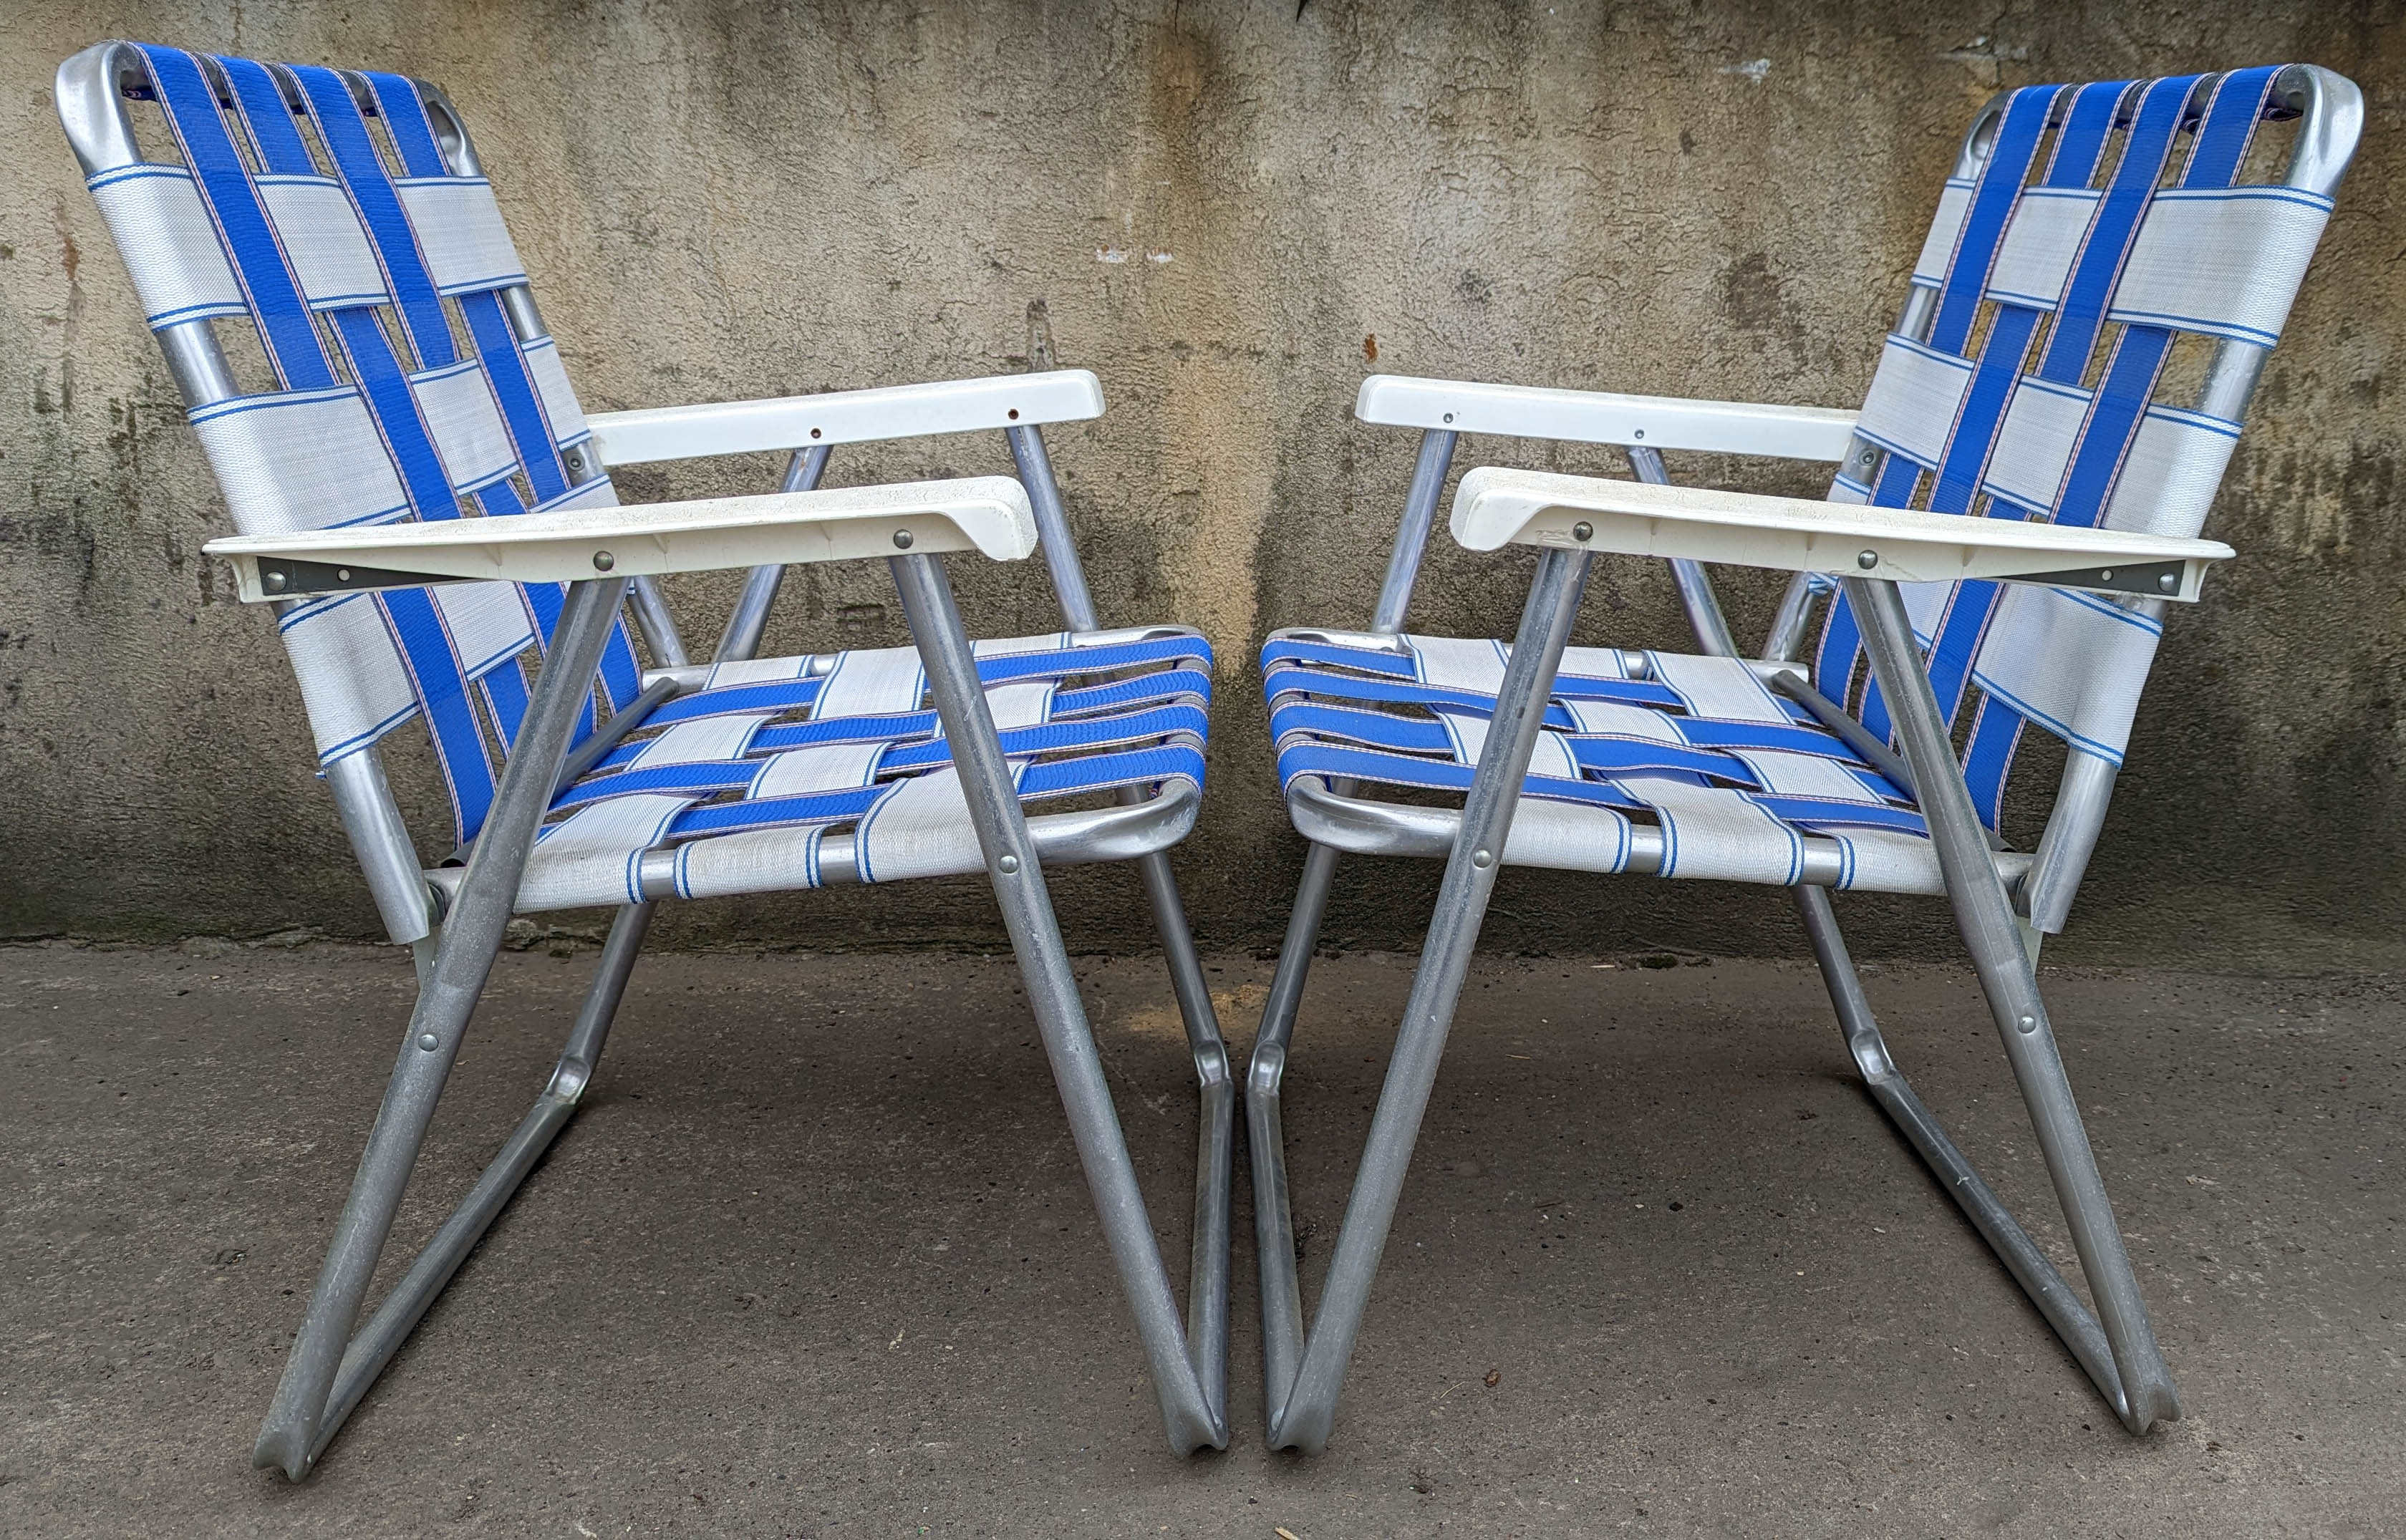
[1244, 556, 2178, 1452]
[253, 561, 1233, 1480]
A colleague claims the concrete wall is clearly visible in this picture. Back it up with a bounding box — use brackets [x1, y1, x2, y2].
[3, 1, 2401, 967]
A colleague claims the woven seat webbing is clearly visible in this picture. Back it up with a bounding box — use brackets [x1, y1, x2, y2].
[1807, 66, 2300, 832]
[132, 46, 641, 846]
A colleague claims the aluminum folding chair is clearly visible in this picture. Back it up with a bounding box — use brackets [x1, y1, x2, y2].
[1248, 64, 2359, 1451]
[57, 42, 1232, 1476]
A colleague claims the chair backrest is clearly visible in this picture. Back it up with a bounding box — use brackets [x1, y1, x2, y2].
[1812, 65, 2357, 834]
[63, 42, 644, 850]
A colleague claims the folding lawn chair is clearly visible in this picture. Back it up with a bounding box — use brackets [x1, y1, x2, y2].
[1247, 65, 2360, 1451]
[57, 41, 1233, 1476]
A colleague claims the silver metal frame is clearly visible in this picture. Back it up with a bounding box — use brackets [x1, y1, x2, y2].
[59, 42, 1230, 1476]
[1246, 65, 2359, 1451]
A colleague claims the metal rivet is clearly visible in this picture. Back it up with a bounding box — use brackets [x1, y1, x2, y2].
[2015, 1014, 2037, 1035]
[1007, 408, 1020, 420]
[892, 529, 914, 550]
[1442, 412, 1455, 424]
[1857, 448, 1876, 467]
[1572, 521, 1593, 543]
[264, 569, 288, 593]
[417, 1032, 440, 1051]
[1471, 848, 1494, 868]
[591, 551, 614, 572]
[337, 567, 352, 581]
[997, 853, 1020, 874]
[2158, 571, 2179, 594]
[2097, 568, 2113, 582]
[1631, 427, 1645, 440]
[1855, 550, 1878, 570]
[810, 427, 822, 438]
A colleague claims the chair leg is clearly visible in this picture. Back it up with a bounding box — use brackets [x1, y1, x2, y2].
[1245, 838, 1342, 1433]
[252, 576, 631, 1481]
[306, 900, 654, 1462]
[1841, 574, 2178, 1433]
[1267, 546, 1593, 1453]
[1132, 848, 1234, 1423]
[890, 550, 1227, 1454]
[1793, 886, 2171, 1426]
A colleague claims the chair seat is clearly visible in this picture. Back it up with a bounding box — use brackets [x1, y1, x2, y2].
[1262, 629, 1962, 895]
[503, 626, 1211, 911]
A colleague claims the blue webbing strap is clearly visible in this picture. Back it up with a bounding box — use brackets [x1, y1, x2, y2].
[361, 71, 645, 716]
[1959, 66, 2282, 825]
[1838, 82, 2058, 741]
[158, 47, 501, 841]
[1880, 80, 2134, 760]
[135, 49, 334, 392]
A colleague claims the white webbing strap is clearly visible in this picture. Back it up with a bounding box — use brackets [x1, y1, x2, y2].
[2107, 187, 2335, 347]
[84, 165, 243, 326]
[1852, 335, 1974, 467]
[391, 176, 529, 296]
[409, 359, 520, 495]
[188, 386, 410, 534]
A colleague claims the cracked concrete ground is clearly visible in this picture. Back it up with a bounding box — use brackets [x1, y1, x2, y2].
[3, 941, 2400, 1536]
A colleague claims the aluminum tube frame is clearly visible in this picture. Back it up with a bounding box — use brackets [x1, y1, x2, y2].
[1007, 420, 1233, 1412]
[253, 574, 630, 1480]
[1371, 430, 1460, 635]
[307, 899, 654, 1459]
[1845, 573, 2177, 1432]
[889, 551, 1227, 1453]
[1267, 546, 1592, 1453]
[1629, 443, 1741, 657]
[715, 444, 832, 664]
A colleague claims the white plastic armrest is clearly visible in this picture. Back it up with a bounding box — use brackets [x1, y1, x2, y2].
[204, 477, 1036, 603]
[586, 368, 1106, 467]
[1450, 467, 2233, 603]
[1356, 374, 1860, 462]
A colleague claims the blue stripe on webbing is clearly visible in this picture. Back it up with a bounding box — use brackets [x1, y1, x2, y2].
[1051, 667, 1213, 717]
[2037, 74, 2200, 383]
[372, 586, 498, 838]
[556, 759, 758, 810]
[1268, 701, 1455, 757]
[632, 709, 921, 767]
[1752, 795, 1931, 838]
[165, 48, 499, 838]
[1019, 742, 1205, 800]
[482, 652, 531, 748]
[137, 47, 334, 389]
[667, 784, 886, 841]
[979, 635, 1212, 684]
[880, 704, 1209, 775]
[1961, 694, 2026, 830]
[355, 69, 643, 714]
[2054, 69, 2282, 531]
[1568, 737, 1762, 786]
[1262, 665, 1678, 720]
[362, 72, 577, 506]
[327, 309, 465, 521]
[1662, 714, 1863, 760]
[288, 64, 456, 368]
[1909, 82, 2134, 734]
[1273, 742, 1648, 815]
[1928, 84, 2059, 352]
[1258, 638, 1417, 679]
[646, 677, 825, 726]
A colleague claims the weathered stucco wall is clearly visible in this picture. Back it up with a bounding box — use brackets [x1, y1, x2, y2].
[3, 1, 2402, 966]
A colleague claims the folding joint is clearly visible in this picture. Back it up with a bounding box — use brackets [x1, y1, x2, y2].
[544, 1055, 594, 1102]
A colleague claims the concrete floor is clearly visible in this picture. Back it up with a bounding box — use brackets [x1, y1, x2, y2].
[1, 939, 2399, 1536]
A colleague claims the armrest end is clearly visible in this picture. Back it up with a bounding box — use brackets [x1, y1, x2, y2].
[1449, 467, 2233, 602]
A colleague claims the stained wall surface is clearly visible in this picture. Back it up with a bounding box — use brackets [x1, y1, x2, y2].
[2, 1, 2400, 965]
